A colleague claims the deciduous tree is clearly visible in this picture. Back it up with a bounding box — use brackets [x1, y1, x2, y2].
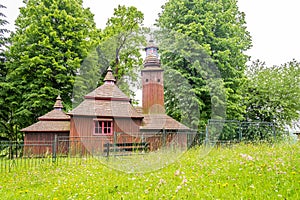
[4, 0, 100, 135]
[157, 0, 252, 129]
[73, 5, 147, 106]
[100, 5, 147, 100]
[244, 59, 300, 129]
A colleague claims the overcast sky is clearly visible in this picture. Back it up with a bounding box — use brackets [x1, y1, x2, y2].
[3, 0, 300, 66]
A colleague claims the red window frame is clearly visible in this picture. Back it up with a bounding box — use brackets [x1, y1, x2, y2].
[94, 120, 113, 135]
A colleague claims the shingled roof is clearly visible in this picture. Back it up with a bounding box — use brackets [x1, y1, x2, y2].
[140, 114, 189, 131]
[68, 67, 143, 119]
[84, 83, 130, 100]
[38, 109, 70, 121]
[21, 96, 70, 132]
[69, 99, 142, 118]
[21, 121, 70, 132]
[84, 67, 130, 100]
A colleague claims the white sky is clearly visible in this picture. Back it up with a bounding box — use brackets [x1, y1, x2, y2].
[3, 0, 300, 66]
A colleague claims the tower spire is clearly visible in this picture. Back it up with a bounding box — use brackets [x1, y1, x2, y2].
[104, 66, 116, 84]
[53, 95, 63, 110]
[143, 40, 160, 67]
[142, 40, 165, 114]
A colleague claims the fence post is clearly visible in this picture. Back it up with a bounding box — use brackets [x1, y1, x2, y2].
[186, 131, 189, 148]
[205, 125, 209, 146]
[239, 122, 242, 142]
[163, 129, 166, 147]
[52, 134, 57, 163]
[106, 142, 110, 158]
[113, 132, 117, 144]
[272, 123, 276, 141]
[9, 141, 12, 159]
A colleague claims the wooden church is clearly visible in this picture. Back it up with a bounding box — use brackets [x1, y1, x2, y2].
[22, 41, 191, 156]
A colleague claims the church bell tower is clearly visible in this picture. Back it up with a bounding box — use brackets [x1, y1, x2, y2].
[142, 40, 165, 114]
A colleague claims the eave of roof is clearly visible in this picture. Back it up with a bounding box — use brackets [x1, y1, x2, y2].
[38, 109, 70, 121]
[21, 121, 70, 132]
[140, 114, 190, 131]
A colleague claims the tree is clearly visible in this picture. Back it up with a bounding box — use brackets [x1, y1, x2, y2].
[72, 46, 107, 107]
[100, 5, 147, 100]
[0, 3, 9, 81]
[0, 3, 14, 141]
[243, 59, 300, 129]
[4, 0, 100, 137]
[72, 5, 147, 105]
[157, 0, 252, 129]
[0, 4, 9, 47]
[154, 30, 225, 131]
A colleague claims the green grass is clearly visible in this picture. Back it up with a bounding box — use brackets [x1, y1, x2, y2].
[0, 142, 299, 199]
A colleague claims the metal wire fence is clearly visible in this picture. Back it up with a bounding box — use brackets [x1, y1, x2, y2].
[0, 131, 197, 173]
[0, 122, 287, 173]
[0, 140, 94, 173]
[205, 119, 288, 145]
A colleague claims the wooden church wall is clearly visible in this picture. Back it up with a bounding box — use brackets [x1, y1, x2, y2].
[143, 132, 188, 151]
[69, 116, 143, 155]
[142, 83, 165, 113]
[70, 117, 141, 137]
[24, 132, 69, 156]
[70, 116, 93, 138]
[114, 118, 141, 134]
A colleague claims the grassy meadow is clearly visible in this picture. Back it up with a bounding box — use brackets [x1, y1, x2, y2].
[0, 142, 299, 199]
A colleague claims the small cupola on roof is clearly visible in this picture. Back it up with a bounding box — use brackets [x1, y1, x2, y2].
[53, 95, 63, 111]
[104, 66, 116, 85]
[21, 95, 70, 133]
[143, 40, 161, 68]
[38, 95, 70, 121]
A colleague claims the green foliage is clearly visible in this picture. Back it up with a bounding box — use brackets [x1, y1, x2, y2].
[206, 120, 277, 142]
[157, 0, 252, 128]
[243, 59, 300, 129]
[100, 5, 147, 100]
[0, 3, 9, 54]
[0, 3, 14, 141]
[72, 46, 106, 107]
[1, 143, 299, 199]
[3, 0, 100, 134]
[0, 3, 9, 81]
[155, 30, 225, 131]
